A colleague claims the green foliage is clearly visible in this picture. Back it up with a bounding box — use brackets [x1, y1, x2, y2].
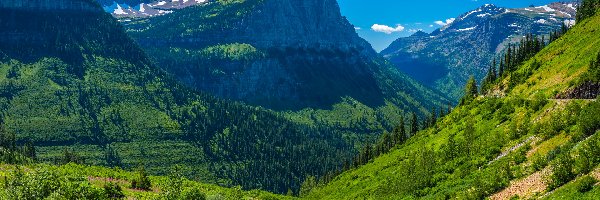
[576, 0, 600, 23]
[1, 167, 105, 200]
[575, 176, 597, 193]
[0, 163, 291, 200]
[299, 176, 317, 197]
[308, 11, 600, 199]
[103, 182, 125, 199]
[104, 145, 122, 168]
[0, 5, 360, 194]
[577, 100, 600, 137]
[131, 165, 152, 191]
[548, 154, 575, 191]
[460, 76, 479, 105]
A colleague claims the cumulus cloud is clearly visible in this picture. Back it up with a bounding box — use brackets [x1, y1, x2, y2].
[434, 18, 456, 26]
[408, 29, 423, 33]
[371, 24, 405, 34]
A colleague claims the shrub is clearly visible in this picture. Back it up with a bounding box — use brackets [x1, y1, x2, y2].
[180, 187, 207, 200]
[104, 182, 125, 199]
[531, 154, 548, 171]
[578, 101, 600, 137]
[131, 165, 152, 191]
[576, 176, 597, 193]
[547, 154, 575, 191]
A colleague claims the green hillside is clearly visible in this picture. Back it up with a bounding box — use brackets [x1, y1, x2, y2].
[0, 163, 291, 199]
[0, 1, 357, 194]
[305, 10, 600, 200]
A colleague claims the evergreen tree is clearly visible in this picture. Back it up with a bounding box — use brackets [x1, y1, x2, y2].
[429, 107, 437, 128]
[392, 118, 406, 146]
[461, 76, 479, 105]
[499, 60, 505, 77]
[104, 144, 122, 168]
[577, 0, 600, 23]
[131, 164, 152, 191]
[481, 59, 498, 93]
[410, 112, 419, 137]
[299, 175, 317, 197]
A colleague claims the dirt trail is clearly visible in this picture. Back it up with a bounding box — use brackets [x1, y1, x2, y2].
[490, 168, 551, 200]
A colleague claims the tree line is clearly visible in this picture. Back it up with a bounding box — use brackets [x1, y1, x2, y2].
[478, 26, 570, 96]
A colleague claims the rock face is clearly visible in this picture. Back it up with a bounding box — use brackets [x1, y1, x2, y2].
[381, 3, 577, 100]
[126, 0, 446, 111]
[0, 0, 99, 11]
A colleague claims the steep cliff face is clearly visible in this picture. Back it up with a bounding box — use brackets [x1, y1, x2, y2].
[382, 3, 577, 100]
[126, 0, 446, 111]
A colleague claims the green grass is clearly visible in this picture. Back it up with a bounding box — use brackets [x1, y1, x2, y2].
[306, 12, 600, 200]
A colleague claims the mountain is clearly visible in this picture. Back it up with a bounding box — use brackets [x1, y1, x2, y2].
[0, 0, 359, 194]
[99, 0, 207, 19]
[121, 0, 449, 113]
[307, 9, 600, 199]
[381, 2, 577, 100]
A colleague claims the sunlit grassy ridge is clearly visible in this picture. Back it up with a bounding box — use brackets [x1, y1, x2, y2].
[306, 12, 600, 200]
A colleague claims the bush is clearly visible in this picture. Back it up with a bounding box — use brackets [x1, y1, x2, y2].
[180, 187, 207, 200]
[131, 165, 152, 191]
[576, 176, 597, 193]
[578, 101, 600, 137]
[104, 182, 125, 199]
[548, 154, 575, 191]
[531, 154, 547, 171]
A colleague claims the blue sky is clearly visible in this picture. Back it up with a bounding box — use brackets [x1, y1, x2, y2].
[338, 0, 562, 52]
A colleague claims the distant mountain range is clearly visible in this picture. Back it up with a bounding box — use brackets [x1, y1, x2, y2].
[100, 0, 207, 18]
[381, 2, 577, 100]
[110, 0, 449, 112]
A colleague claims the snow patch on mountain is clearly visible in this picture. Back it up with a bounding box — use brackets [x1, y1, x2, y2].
[457, 26, 477, 32]
[103, 0, 208, 19]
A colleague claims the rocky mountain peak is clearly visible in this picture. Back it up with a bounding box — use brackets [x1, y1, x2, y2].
[410, 30, 430, 38]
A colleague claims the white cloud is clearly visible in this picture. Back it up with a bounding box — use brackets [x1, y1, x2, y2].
[408, 29, 423, 33]
[434, 18, 456, 26]
[429, 24, 434, 27]
[371, 24, 405, 34]
[354, 27, 362, 30]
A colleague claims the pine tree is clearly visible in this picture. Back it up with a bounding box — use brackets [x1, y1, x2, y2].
[577, 0, 600, 23]
[481, 59, 498, 93]
[410, 112, 419, 137]
[461, 76, 478, 105]
[429, 107, 437, 127]
[105, 144, 122, 168]
[392, 117, 406, 145]
[499, 60, 505, 77]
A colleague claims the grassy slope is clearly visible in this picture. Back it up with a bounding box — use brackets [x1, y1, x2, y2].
[306, 12, 600, 200]
[0, 163, 291, 199]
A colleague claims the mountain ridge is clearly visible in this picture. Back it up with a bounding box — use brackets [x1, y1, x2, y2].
[381, 2, 577, 100]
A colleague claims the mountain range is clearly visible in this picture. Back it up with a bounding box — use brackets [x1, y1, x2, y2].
[114, 0, 448, 112]
[381, 2, 577, 100]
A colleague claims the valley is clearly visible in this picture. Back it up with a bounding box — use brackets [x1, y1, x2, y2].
[0, 0, 599, 199]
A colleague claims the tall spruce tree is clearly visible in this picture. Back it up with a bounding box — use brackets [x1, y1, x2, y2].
[410, 112, 419, 137]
